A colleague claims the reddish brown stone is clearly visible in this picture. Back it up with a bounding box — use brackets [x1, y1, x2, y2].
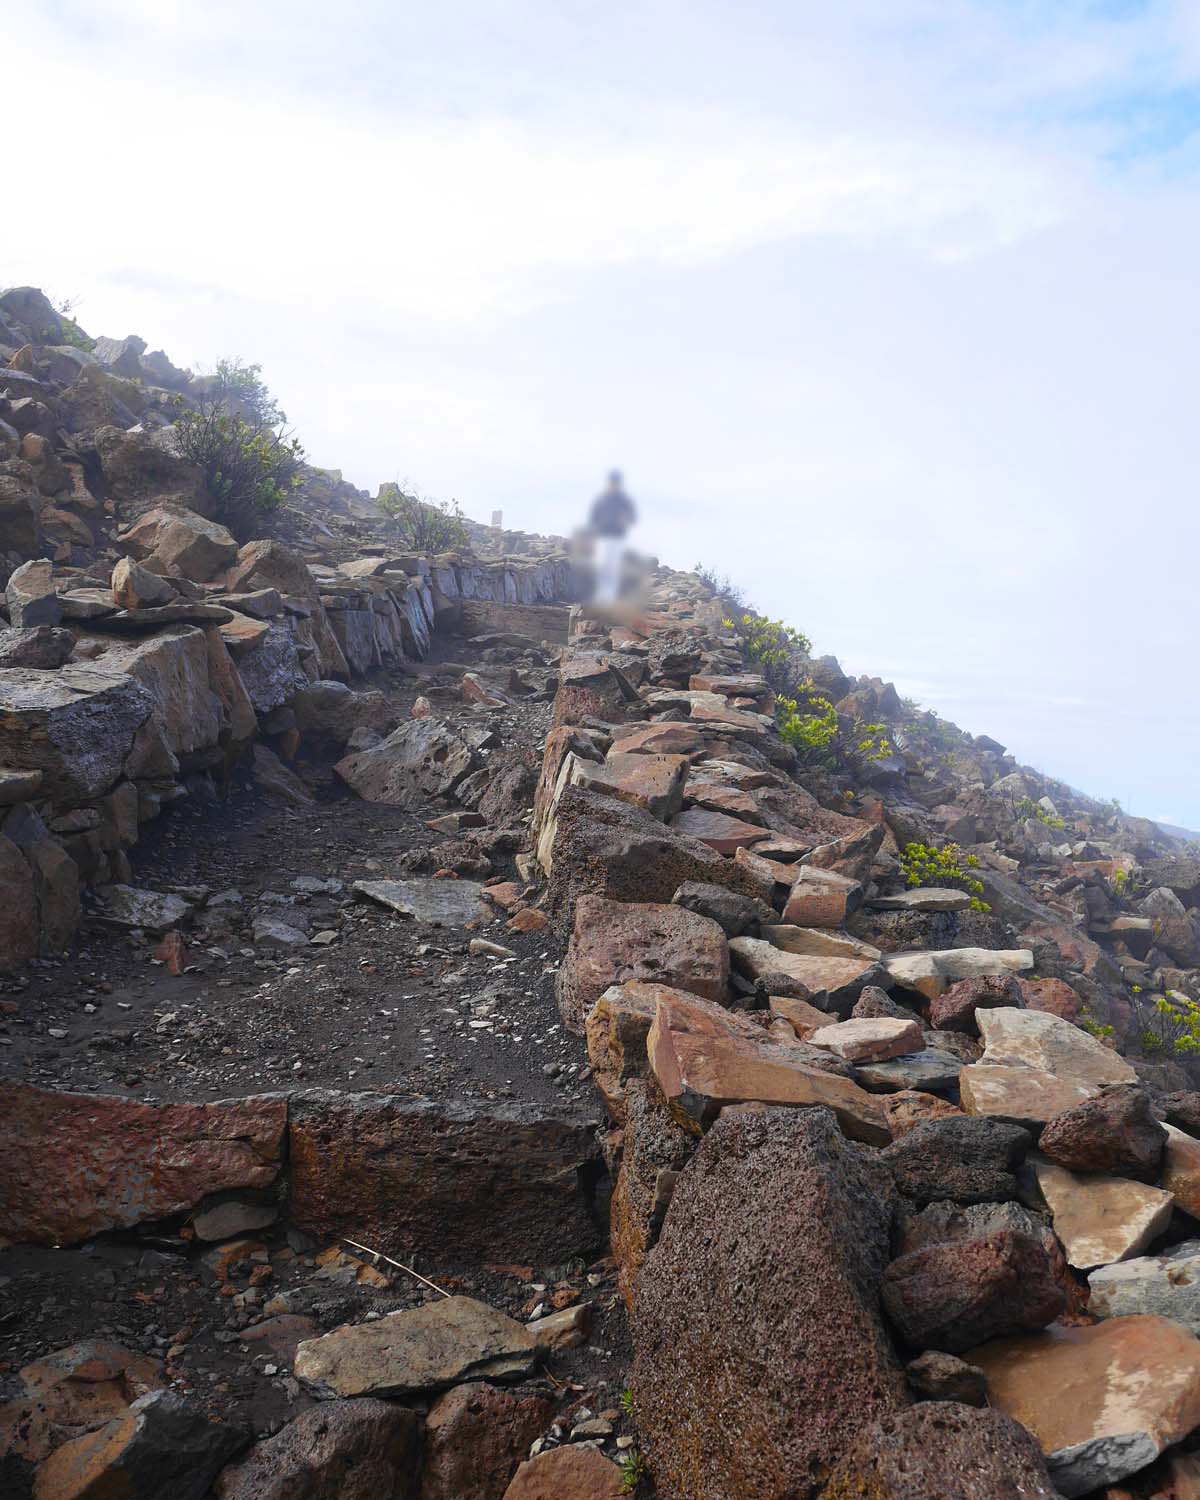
[1018, 976, 1082, 1022]
[881, 1090, 964, 1138]
[572, 751, 690, 820]
[882, 1231, 1065, 1353]
[632, 1106, 907, 1500]
[0, 1084, 285, 1248]
[0, 1341, 161, 1464]
[928, 974, 1024, 1034]
[609, 722, 704, 757]
[421, 1384, 553, 1500]
[609, 1077, 694, 1308]
[507, 908, 549, 933]
[216, 1398, 419, 1500]
[502, 1446, 624, 1499]
[1040, 1084, 1166, 1181]
[287, 1090, 602, 1263]
[669, 806, 769, 854]
[556, 894, 729, 1033]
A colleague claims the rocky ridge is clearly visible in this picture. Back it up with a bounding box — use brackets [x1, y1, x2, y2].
[4, 284, 1200, 1498]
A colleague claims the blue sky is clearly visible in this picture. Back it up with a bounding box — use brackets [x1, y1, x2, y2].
[7, 0, 1200, 825]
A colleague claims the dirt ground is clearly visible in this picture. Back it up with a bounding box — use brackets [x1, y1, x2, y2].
[0, 630, 636, 1495]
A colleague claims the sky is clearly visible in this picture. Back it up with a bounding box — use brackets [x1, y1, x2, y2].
[6, 0, 1200, 826]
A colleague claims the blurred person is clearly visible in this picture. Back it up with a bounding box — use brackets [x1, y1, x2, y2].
[588, 469, 636, 602]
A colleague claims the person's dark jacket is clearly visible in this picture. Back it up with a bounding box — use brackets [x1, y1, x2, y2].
[590, 488, 636, 537]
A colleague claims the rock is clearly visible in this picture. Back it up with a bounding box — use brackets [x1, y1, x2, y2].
[585, 981, 662, 1121]
[631, 1106, 907, 1500]
[853, 986, 923, 1022]
[1031, 1156, 1174, 1269]
[223, 539, 350, 678]
[287, 1090, 601, 1263]
[1039, 1084, 1166, 1181]
[763, 923, 881, 960]
[31, 1389, 246, 1500]
[869, 887, 972, 912]
[883, 947, 1034, 1001]
[77, 625, 225, 759]
[669, 805, 769, 854]
[235, 622, 309, 716]
[336, 718, 477, 806]
[671, 879, 769, 937]
[807, 1017, 923, 1062]
[118, 505, 239, 582]
[820, 1401, 1059, 1500]
[856, 1050, 964, 1094]
[6, 558, 61, 627]
[528, 1303, 592, 1349]
[110, 556, 176, 610]
[213, 1399, 419, 1500]
[961, 1006, 1137, 1125]
[883, 1230, 1065, 1353]
[191, 1195, 277, 1242]
[881, 1117, 1031, 1205]
[769, 993, 847, 1039]
[904, 1351, 988, 1406]
[1165, 1093, 1200, 1138]
[0, 832, 38, 968]
[294, 1297, 537, 1398]
[572, 751, 689, 820]
[1140, 887, 1200, 967]
[93, 423, 208, 516]
[501, 1446, 625, 1499]
[609, 1076, 695, 1305]
[0, 1340, 162, 1465]
[421, 1384, 554, 1500]
[353, 877, 490, 926]
[1019, 976, 1082, 1021]
[1089, 1240, 1200, 1335]
[881, 1090, 964, 1137]
[969, 1315, 1200, 1497]
[90, 884, 191, 933]
[729, 935, 883, 1014]
[292, 680, 391, 746]
[0, 1083, 285, 1247]
[0, 626, 75, 669]
[557, 894, 729, 1032]
[648, 987, 891, 1144]
[928, 973, 1024, 1034]
[0, 471, 40, 553]
[781, 865, 862, 927]
[1163, 1122, 1200, 1218]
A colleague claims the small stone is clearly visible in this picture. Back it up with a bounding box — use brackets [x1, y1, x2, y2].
[807, 1017, 923, 1063]
[904, 1350, 988, 1406]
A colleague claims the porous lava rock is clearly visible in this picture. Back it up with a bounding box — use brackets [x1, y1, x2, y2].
[1039, 1084, 1166, 1182]
[631, 1106, 907, 1500]
[420, 1383, 554, 1500]
[880, 1117, 1031, 1206]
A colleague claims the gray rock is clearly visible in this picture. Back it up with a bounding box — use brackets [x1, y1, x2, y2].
[6, 557, 61, 627]
[0, 625, 75, 668]
[92, 885, 193, 933]
[353, 877, 490, 926]
[869, 887, 971, 913]
[253, 917, 310, 948]
[1089, 1240, 1200, 1334]
[856, 1049, 963, 1094]
[882, 1117, 1031, 1205]
[335, 717, 478, 807]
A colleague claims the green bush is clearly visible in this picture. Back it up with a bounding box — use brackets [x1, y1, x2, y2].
[174, 394, 304, 540]
[900, 842, 990, 912]
[1136, 991, 1200, 1058]
[1014, 797, 1066, 831]
[378, 482, 467, 552]
[211, 357, 286, 426]
[738, 612, 812, 694]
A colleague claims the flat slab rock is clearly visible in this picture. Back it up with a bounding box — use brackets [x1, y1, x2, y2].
[969, 1315, 1200, 1497]
[502, 1445, 625, 1499]
[353, 877, 491, 926]
[729, 936, 881, 1012]
[1030, 1156, 1174, 1270]
[882, 947, 1033, 1000]
[89, 884, 193, 933]
[1089, 1240, 1200, 1335]
[868, 887, 972, 912]
[856, 1049, 964, 1094]
[0, 1082, 286, 1247]
[807, 1017, 923, 1063]
[294, 1296, 537, 1397]
[961, 1007, 1136, 1125]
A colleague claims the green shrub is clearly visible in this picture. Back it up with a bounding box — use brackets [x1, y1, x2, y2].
[1136, 992, 1200, 1057]
[694, 562, 747, 613]
[378, 482, 467, 552]
[899, 842, 990, 912]
[776, 688, 839, 761]
[738, 613, 812, 694]
[619, 1449, 648, 1492]
[1014, 797, 1066, 831]
[211, 357, 286, 426]
[174, 394, 305, 540]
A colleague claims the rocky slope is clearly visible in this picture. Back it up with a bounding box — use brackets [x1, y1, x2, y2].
[3, 284, 1200, 1499]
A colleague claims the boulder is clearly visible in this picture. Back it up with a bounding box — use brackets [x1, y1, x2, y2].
[0, 625, 75, 669]
[670, 879, 770, 937]
[1163, 1122, 1200, 1219]
[1039, 1083, 1166, 1181]
[501, 1446, 625, 1499]
[93, 423, 208, 516]
[77, 626, 223, 758]
[6, 558, 61, 627]
[353, 878, 491, 927]
[807, 1017, 923, 1063]
[0, 831, 38, 968]
[1030, 1156, 1174, 1269]
[969, 1315, 1200, 1497]
[821, 1402, 1058, 1500]
[234, 621, 309, 716]
[110, 556, 176, 610]
[421, 1384, 554, 1500]
[609, 1075, 695, 1306]
[961, 1006, 1136, 1126]
[647, 987, 890, 1143]
[869, 887, 971, 913]
[857, 1049, 964, 1094]
[781, 865, 862, 927]
[0, 1083, 285, 1246]
[336, 718, 478, 807]
[1089, 1241, 1200, 1335]
[882, 1230, 1065, 1353]
[31, 1389, 246, 1500]
[0, 470, 40, 553]
[729, 935, 883, 1013]
[570, 751, 689, 820]
[881, 1117, 1031, 1206]
[669, 805, 769, 854]
[631, 1106, 907, 1500]
[556, 894, 729, 1032]
[90, 884, 191, 932]
[119, 504, 239, 582]
[1140, 886, 1200, 967]
[1018, 976, 1082, 1021]
[928, 973, 1024, 1034]
[214, 1398, 419, 1500]
[294, 1297, 537, 1398]
[883, 947, 1033, 1001]
[223, 539, 349, 678]
[0, 1340, 161, 1465]
[287, 1090, 601, 1263]
[881, 1090, 964, 1137]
